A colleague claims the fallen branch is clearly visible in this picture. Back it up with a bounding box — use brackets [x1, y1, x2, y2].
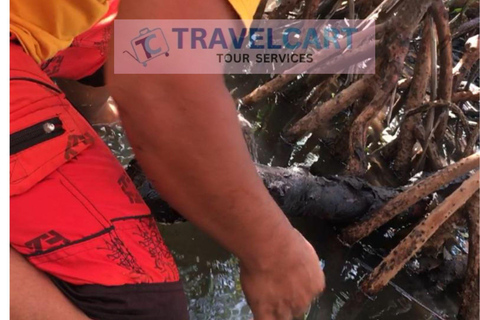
[341, 153, 480, 244]
[458, 190, 480, 320]
[360, 170, 480, 295]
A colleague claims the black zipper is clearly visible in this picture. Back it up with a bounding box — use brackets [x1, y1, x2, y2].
[10, 117, 65, 155]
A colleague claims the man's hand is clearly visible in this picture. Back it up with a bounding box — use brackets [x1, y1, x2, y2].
[240, 231, 325, 319]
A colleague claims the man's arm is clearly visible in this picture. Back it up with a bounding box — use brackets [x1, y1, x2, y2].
[10, 248, 90, 320]
[106, 1, 325, 319]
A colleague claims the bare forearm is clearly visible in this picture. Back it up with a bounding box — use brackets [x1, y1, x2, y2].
[108, 73, 295, 266]
[107, 1, 325, 318]
[10, 248, 89, 320]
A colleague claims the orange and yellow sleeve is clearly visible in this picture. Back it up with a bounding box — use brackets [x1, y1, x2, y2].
[10, 0, 260, 63]
[228, 0, 260, 23]
[10, 0, 109, 63]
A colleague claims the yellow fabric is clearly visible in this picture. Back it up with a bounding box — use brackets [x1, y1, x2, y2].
[10, 0, 108, 63]
[228, 0, 260, 25]
[10, 0, 259, 63]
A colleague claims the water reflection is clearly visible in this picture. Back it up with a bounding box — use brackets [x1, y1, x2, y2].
[158, 223, 252, 320]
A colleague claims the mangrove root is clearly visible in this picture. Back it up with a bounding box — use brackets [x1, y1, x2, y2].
[453, 35, 480, 91]
[431, 0, 453, 141]
[341, 153, 480, 245]
[360, 170, 479, 295]
[392, 17, 432, 181]
[239, 74, 298, 107]
[458, 190, 480, 320]
[452, 90, 480, 103]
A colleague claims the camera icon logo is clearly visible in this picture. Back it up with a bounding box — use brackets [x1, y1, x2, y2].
[123, 28, 170, 66]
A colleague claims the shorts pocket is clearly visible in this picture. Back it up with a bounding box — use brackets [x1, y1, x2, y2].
[10, 78, 95, 196]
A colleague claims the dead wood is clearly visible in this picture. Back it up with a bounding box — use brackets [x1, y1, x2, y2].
[360, 171, 479, 295]
[341, 153, 480, 245]
[458, 190, 480, 320]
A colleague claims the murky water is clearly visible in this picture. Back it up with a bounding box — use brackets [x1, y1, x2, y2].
[156, 218, 457, 320]
[157, 223, 251, 320]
